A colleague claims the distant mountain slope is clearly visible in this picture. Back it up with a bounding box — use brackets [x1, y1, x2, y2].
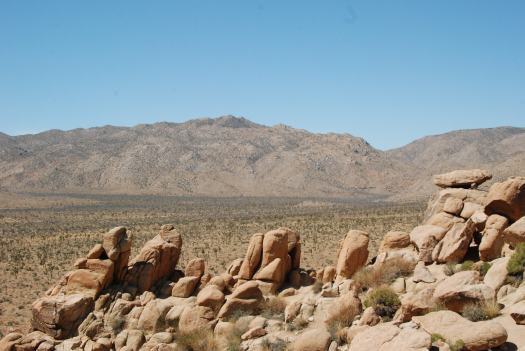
[386, 127, 525, 198]
[0, 117, 523, 199]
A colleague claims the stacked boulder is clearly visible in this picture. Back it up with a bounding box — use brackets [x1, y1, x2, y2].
[236, 227, 301, 294]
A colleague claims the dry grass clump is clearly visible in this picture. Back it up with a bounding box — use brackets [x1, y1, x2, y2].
[353, 257, 416, 291]
[461, 300, 501, 322]
[261, 296, 287, 320]
[175, 329, 219, 350]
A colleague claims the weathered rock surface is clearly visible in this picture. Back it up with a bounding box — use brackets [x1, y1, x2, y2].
[410, 225, 447, 263]
[433, 169, 492, 189]
[292, 329, 331, 351]
[485, 177, 525, 222]
[413, 310, 507, 351]
[504, 216, 525, 247]
[335, 230, 369, 279]
[479, 214, 509, 261]
[432, 220, 476, 263]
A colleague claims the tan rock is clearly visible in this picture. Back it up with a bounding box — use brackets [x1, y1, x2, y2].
[217, 281, 263, 318]
[379, 231, 411, 252]
[413, 310, 507, 351]
[325, 292, 362, 325]
[432, 220, 476, 263]
[485, 177, 525, 222]
[410, 225, 448, 263]
[261, 229, 289, 268]
[86, 244, 105, 260]
[185, 258, 205, 278]
[443, 198, 464, 216]
[292, 328, 331, 351]
[171, 276, 199, 298]
[358, 307, 381, 326]
[460, 202, 484, 219]
[196, 285, 225, 313]
[322, 266, 336, 283]
[238, 233, 264, 280]
[0, 333, 23, 351]
[433, 169, 492, 189]
[241, 327, 267, 340]
[509, 300, 525, 325]
[483, 256, 509, 291]
[335, 230, 369, 279]
[137, 299, 174, 332]
[253, 258, 285, 284]
[504, 216, 525, 247]
[31, 293, 94, 339]
[412, 261, 436, 283]
[395, 286, 436, 323]
[433, 271, 495, 312]
[227, 258, 243, 276]
[178, 305, 215, 334]
[479, 214, 509, 261]
[102, 226, 131, 281]
[426, 212, 465, 231]
[125, 227, 182, 293]
[424, 188, 487, 222]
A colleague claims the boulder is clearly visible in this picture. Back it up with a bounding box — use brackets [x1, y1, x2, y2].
[124, 226, 182, 293]
[433, 271, 495, 312]
[292, 329, 331, 351]
[185, 258, 205, 278]
[253, 257, 285, 285]
[227, 258, 243, 276]
[409, 225, 447, 263]
[349, 323, 431, 351]
[178, 305, 216, 334]
[479, 214, 509, 261]
[413, 310, 507, 351]
[217, 281, 263, 318]
[395, 286, 436, 323]
[483, 256, 509, 291]
[240, 327, 267, 340]
[460, 202, 484, 219]
[31, 294, 94, 339]
[335, 230, 369, 279]
[325, 292, 362, 325]
[503, 216, 525, 247]
[433, 169, 492, 189]
[260, 229, 289, 268]
[443, 198, 464, 216]
[412, 261, 436, 283]
[171, 276, 199, 298]
[238, 233, 264, 280]
[379, 231, 411, 252]
[426, 212, 465, 232]
[424, 188, 487, 222]
[0, 333, 23, 351]
[509, 300, 525, 325]
[432, 220, 476, 263]
[102, 226, 132, 281]
[485, 177, 525, 222]
[137, 299, 174, 333]
[196, 285, 225, 313]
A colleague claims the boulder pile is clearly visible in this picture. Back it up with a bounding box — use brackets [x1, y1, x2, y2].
[2, 169, 525, 351]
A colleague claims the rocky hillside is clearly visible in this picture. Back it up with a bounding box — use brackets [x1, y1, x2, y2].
[0, 116, 524, 199]
[2, 170, 525, 350]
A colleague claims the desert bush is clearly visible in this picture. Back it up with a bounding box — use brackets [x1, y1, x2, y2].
[507, 243, 525, 275]
[353, 257, 415, 291]
[311, 280, 323, 294]
[363, 286, 400, 320]
[461, 300, 501, 322]
[261, 296, 287, 320]
[175, 329, 218, 351]
[449, 339, 465, 351]
[479, 262, 492, 277]
[430, 333, 445, 343]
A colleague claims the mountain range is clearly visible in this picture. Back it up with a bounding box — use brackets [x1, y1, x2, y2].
[1, 116, 524, 200]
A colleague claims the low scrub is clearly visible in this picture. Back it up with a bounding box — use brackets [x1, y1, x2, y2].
[353, 257, 415, 291]
[461, 300, 501, 322]
[507, 243, 525, 275]
[363, 286, 400, 320]
[175, 329, 218, 351]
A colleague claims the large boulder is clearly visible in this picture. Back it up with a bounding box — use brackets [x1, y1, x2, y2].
[479, 214, 509, 261]
[336, 230, 369, 279]
[125, 226, 182, 293]
[432, 270, 495, 312]
[31, 294, 94, 339]
[395, 286, 436, 323]
[348, 323, 431, 351]
[433, 169, 492, 189]
[178, 305, 216, 334]
[485, 177, 525, 222]
[238, 233, 264, 280]
[504, 216, 525, 247]
[409, 225, 447, 263]
[217, 281, 263, 318]
[292, 329, 331, 351]
[413, 310, 507, 351]
[424, 188, 487, 222]
[432, 220, 476, 263]
[379, 231, 411, 253]
[102, 226, 132, 281]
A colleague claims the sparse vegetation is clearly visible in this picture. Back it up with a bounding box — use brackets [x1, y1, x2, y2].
[175, 329, 218, 351]
[461, 300, 501, 322]
[508, 243, 525, 275]
[353, 257, 415, 291]
[261, 296, 287, 320]
[363, 286, 401, 320]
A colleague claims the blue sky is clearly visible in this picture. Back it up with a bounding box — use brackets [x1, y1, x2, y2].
[0, 0, 524, 149]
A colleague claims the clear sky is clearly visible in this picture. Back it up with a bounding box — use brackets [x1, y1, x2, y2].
[0, 1, 524, 149]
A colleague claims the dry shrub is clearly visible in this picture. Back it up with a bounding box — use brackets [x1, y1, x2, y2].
[363, 286, 400, 320]
[353, 257, 415, 291]
[461, 300, 501, 322]
[261, 296, 287, 319]
[175, 329, 218, 351]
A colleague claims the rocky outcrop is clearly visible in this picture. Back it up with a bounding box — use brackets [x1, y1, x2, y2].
[433, 169, 492, 189]
[335, 230, 369, 279]
[485, 177, 525, 222]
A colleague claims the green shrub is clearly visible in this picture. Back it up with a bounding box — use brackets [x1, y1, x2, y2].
[430, 333, 445, 343]
[363, 286, 400, 320]
[507, 243, 525, 275]
[479, 262, 492, 276]
[449, 339, 465, 351]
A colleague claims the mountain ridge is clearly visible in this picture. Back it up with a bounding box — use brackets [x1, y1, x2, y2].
[1, 116, 524, 199]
